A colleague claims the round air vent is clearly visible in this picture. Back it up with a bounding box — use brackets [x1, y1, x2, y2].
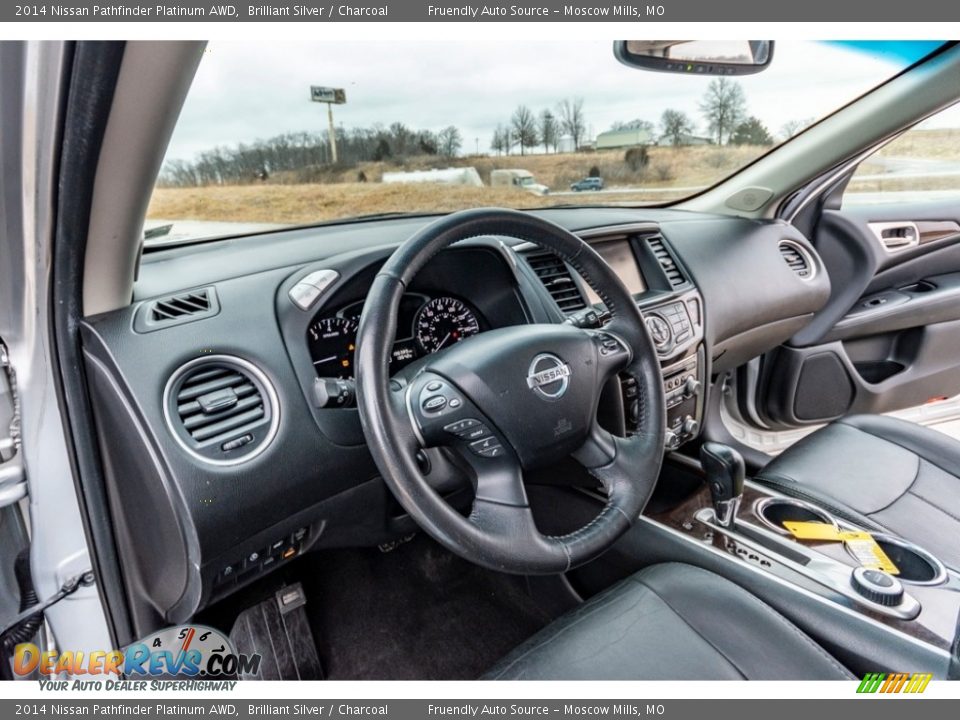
[163, 355, 279, 465]
[778, 239, 817, 281]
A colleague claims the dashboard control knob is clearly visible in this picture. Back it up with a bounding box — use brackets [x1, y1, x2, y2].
[851, 567, 904, 607]
[644, 314, 672, 350]
[682, 416, 700, 436]
[683, 377, 702, 397]
[664, 430, 679, 449]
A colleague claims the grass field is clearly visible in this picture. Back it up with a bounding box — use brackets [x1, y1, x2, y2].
[147, 129, 960, 226]
[868, 128, 960, 164]
[148, 145, 767, 225]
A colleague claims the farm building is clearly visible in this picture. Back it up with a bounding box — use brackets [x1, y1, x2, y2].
[594, 127, 655, 150]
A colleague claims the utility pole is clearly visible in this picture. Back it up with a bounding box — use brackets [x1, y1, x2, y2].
[327, 103, 338, 164]
[310, 86, 346, 165]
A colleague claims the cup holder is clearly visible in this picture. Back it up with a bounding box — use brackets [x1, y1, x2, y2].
[754, 497, 838, 536]
[850, 534, 947, 586]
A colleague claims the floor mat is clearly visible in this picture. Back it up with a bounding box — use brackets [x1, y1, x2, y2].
[296, 534, 556, 680]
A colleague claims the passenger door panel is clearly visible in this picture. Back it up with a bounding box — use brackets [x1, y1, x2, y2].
[756, 202, 960, 429]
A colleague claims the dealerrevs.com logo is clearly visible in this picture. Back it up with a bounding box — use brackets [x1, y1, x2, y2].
[857, 672, 933, 694]
[14, 624, 260, 688]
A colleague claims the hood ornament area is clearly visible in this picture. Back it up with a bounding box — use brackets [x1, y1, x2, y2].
[527, 354, 571, 400]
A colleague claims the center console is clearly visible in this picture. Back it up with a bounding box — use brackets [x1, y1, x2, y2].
[616, 290, 705, 450]
[645, 446, 960, 673]
[525, 223, 708, 453]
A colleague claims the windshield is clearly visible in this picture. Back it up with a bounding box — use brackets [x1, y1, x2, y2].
[147, 40, 939, 246]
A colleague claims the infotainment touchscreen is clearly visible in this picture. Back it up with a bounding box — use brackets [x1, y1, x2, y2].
[584, 240, 646, 304]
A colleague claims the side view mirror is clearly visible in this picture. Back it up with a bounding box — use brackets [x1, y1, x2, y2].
[614, 40, 774, 76]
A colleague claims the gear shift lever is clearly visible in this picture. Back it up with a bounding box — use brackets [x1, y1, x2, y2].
[700, 442, 745, 529]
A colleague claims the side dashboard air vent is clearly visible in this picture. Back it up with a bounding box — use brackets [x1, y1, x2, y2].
[164, 356, 278, 465]
[778, 240, 815, 280]
[135, 287, 220, 332]
[523, 250, 587, 312]
[648, 236, 687, 287]
[152, 290, 211, 321]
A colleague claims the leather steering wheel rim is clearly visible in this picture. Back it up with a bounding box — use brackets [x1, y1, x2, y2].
[355, 208, 665, 574]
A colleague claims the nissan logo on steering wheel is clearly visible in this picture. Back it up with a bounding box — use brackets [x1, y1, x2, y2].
[527, 353, 572, 400]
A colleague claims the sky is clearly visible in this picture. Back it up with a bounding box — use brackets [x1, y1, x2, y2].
[163, 40, 935, 162]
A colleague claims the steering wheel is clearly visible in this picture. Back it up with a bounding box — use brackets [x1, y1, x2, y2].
[355, 208, 665, 574]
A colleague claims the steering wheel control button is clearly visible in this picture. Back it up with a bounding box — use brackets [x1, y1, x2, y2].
[595, 332, 628, 358]
[469, 436, 501, 456]
[448, 398, 462, 409]
[477, 445, 505, 458]
[422, 395, 447, 413]
[444, 418, 479, 434]
[460, 424, 491, 441]
[426, 381, 443, 392]
[851, 567, 904, 607]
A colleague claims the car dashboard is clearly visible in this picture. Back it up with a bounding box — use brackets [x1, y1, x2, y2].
[79, 207, 830, 638]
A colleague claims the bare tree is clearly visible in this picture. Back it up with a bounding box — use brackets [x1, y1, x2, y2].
[660, 109, 695, 146]
[780, 117, 815, 140]
[557, 97, 586, 150]
[436, 126, 462, 157]
[699, 78, 746, 145]
[491, 124, 510, 156]
[389, 122, 413, 156]
[511, 105, 538, 156]
[611, 119, 654, 134]
[159, 119, 474, 187]
[418, 130, 439, 155]
[539, 110, 558, 154]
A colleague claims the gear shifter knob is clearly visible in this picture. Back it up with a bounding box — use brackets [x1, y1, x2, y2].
[700, 442, 745, 528]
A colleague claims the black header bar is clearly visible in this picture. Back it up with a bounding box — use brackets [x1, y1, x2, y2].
[5, 0, 960, 22]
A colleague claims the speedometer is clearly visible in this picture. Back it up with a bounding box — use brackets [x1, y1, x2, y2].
[415, 297, 480, 354]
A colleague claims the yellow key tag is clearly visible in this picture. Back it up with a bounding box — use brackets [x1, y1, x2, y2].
[783, 521, 846, 541]
[841, 532, 900, 575]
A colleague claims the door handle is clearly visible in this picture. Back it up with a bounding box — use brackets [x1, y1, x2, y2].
[868, 221, 919, 252]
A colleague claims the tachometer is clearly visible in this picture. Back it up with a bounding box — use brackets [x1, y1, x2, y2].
[415, 297, 480, 354]
[307, 315, 359, 378]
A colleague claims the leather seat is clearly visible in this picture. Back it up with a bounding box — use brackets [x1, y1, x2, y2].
[756, 414, 960, 570]
[485, 563, 853, 680]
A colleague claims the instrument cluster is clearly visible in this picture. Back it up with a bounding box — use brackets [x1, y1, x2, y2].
[307, 293, 483, 379]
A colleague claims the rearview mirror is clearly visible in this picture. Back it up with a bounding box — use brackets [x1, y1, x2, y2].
[614, 41, 774, 76]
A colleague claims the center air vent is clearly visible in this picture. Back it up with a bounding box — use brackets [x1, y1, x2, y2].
[523, 250, 587, 312]
[778, 240, 815, 281]
[164, 356, 278, 465]
[648, 236, 687, 287]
